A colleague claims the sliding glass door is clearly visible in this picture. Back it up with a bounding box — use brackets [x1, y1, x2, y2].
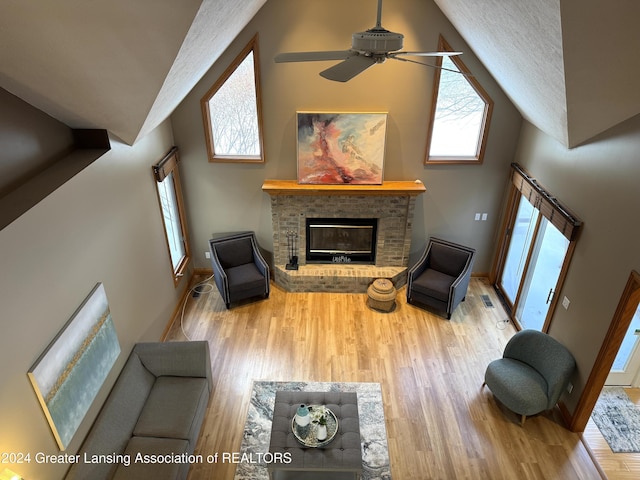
[500, 195, 538, 305]
[494, 165, 580, 332]
[514, 217, 570, 330]
[498, 195, 570, 330]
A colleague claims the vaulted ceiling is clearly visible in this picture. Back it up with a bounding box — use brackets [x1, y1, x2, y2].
[1, 0, 639, 148]
[0, 0, 267, 145]
[434, 0, 640, 148]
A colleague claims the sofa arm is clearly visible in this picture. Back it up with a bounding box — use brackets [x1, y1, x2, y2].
[134, 341, 213, 392]
[448, 254, 473, 305]
[209, 247, 230, 304]
[250, 237, 270, 281]
[406, 247, 430, 295]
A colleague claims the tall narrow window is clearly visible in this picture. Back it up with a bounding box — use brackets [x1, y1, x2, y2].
[425, 35, 493, 164]
[201, 35, 265, 163]
[153, 147, 190, 285]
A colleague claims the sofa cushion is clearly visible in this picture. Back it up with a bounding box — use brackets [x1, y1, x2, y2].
[112, 436, 189, 480]
[134, 376, 209, 441]
[226, 263, 266, 292]
[134, 342, 213, 387]
[411, 268, 454, 302]
[215, 237, 254, 269]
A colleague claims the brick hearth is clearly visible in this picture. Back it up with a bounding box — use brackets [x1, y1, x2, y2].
[262, 180, 425, 292]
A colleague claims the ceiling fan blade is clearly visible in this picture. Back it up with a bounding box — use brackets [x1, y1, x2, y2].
[393, 51, 463, 57]
[274, 50, 354, 63]
[390, 55, 473, 76]
[319, 55, 377, 82]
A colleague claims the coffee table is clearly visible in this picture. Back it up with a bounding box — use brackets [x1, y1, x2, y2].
[268, 391, 363, 480]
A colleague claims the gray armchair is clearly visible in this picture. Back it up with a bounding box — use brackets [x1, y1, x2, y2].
[209, 232, 270, 309]
[406, 237, 475, 319]
[482, 329, 576, 425]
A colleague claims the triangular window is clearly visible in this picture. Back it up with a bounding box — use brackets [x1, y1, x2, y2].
[201, 35, 265, 163]
[425, 36, 493, 164]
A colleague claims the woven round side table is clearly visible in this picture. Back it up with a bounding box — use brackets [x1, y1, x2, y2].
[367, 278, 397, 312]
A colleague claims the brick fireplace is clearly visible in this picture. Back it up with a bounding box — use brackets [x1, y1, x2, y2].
[262, 180, 426, 292]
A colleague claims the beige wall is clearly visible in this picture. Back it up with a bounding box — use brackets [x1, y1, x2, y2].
[514, 117, 640, 414]
[171, 0, 522, 274]
[0, 109, 186, 478]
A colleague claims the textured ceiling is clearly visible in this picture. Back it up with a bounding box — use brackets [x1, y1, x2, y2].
[0, 0, 267, 145]
[1, 0, 638, 148]
[434, 0, 640, 147]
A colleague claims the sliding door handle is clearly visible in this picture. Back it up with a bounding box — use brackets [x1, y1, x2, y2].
[546, 288, 554, 305]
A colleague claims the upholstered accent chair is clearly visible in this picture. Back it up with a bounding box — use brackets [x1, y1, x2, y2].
[482, 329, 576, 426]
[208, 232, 270, 309]
[406, 237, 475, 319]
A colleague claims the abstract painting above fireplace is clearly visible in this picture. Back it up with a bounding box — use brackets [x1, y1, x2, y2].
[297, 112, 387, 185]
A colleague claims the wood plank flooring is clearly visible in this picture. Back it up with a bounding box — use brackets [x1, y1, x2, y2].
[165, 277, 604, 479]
[583, 388, 640, 480]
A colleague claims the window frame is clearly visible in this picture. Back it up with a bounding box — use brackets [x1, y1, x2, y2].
[424, 35, 494, 165]
[200, 34, 265, 164]
[152, 147, 191, 286]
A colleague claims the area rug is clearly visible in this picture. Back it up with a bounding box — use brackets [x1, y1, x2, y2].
[591, 387, 640, 453]
[234, 381, 391, 480]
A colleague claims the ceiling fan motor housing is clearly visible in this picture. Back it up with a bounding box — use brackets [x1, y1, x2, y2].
[352, 28, 404, 54]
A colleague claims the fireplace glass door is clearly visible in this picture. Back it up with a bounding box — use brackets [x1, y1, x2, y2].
[306, 218, 377, 264]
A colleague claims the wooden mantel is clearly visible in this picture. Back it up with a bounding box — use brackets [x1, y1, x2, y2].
[262, 179, 426, 196]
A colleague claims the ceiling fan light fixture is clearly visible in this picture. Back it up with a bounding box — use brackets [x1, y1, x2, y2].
[351, 29, 404, 54]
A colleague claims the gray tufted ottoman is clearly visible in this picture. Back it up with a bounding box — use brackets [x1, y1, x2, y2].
[268, 391, 363, 479]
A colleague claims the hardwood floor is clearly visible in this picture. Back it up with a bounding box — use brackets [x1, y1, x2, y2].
[583, 388, 640, 480]
[165, 277, 604, 479]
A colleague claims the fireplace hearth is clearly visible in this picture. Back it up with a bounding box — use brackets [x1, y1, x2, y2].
[262, 180, 426, 292]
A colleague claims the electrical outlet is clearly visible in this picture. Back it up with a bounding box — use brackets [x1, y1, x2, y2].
[481, 213, 488, 221]
[205, 251, 211, 259]
[562, 296, 570, 310]
[474, 213, 481, 221]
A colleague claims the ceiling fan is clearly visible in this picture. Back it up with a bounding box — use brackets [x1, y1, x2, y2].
[274, 0, 462, 82]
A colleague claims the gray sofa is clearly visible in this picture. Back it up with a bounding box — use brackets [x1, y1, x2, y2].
[65, 341, 212, 480]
